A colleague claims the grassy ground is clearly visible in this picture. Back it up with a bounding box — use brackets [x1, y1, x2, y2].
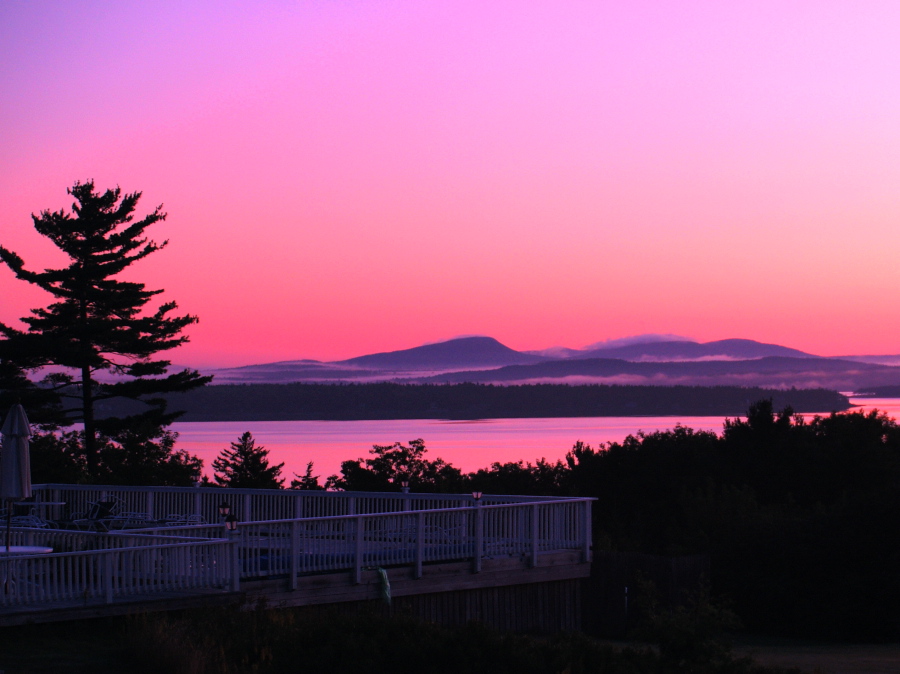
[0, 618, 129, 674]
[13, 615, 900, 673]
[734, 636, 900, 674]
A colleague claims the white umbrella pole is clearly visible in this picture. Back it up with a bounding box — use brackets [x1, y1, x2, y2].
[5, 498, 11, 553]
[4, 498, 10, 595]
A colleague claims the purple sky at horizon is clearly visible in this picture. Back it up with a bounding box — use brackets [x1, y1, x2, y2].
[3, 2, 900, 369]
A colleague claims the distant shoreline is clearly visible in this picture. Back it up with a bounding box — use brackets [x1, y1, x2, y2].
[114, 382, 855, 423]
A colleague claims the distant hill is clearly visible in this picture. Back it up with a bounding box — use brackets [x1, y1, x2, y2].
[577, 338, 815, 361]
[209, 360, 380, 384]
[412, 356, 900, 392]
[415, 356, 870, 382]
[834, 355, 900, 367]
[853, 384, 900, 397]
[526, 333, 694, 358]
[336, 336, 547, 371]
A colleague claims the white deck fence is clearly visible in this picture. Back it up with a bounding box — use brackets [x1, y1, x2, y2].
[1, 486, 593, 613]
[0, 534, 237, 608]
[31, 483, 565, 526]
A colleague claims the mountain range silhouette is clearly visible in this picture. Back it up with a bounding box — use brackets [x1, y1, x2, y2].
[207, 335, 900, 392]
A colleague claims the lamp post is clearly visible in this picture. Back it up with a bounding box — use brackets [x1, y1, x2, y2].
[224, 513, 238, 538]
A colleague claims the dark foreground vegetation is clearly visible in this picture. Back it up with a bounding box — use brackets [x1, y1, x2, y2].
[320, 401, 900, 642]
[0, 605, 802, 674]
[156, 382, 850, 421]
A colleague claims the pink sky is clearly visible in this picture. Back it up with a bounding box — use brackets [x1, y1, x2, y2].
[2, 1, 900, 368]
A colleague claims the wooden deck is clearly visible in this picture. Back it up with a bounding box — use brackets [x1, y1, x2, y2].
[0, 486, 593, 627]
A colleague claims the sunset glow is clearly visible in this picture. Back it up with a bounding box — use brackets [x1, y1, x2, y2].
[3, 1, 900, 367]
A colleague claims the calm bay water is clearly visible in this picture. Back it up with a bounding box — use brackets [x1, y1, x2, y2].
[171, 397, 900, 481]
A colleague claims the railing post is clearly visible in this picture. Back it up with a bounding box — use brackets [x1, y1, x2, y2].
[290, 520, 299, 590]
[473, 504, 483, 573]
[531, 504, 539, 568]
[231, 539, 241, 592]
[354, 516, 364, 584]
[104, 552, 114, 603]
[582, 500, 592, 563]
[243, 494, 252, 523]
[415, 512, 424, 579]
[194, 489, 202, 519]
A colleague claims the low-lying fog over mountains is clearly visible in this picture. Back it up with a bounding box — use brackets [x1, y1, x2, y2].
[206, 336, 900, 393]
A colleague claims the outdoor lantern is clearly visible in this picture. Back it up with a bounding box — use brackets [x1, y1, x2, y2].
[224, 513, 238, 532]
[472, 491, 483, 501]
[218, 501, 231, 517]
[401, 480, 410, 494]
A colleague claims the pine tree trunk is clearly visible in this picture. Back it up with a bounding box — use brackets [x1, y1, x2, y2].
[81, 364, 97, 476]
[79, 292, 97, 476]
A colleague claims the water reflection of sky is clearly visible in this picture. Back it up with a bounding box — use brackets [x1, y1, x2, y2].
[172, 397, 900, 482]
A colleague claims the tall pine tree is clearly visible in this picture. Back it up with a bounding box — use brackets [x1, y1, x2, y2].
[0, 180, 211, 476]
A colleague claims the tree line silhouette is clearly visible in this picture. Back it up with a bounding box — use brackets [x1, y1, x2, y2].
[311, 401, 900, 641]
[157, 382, 849, 421]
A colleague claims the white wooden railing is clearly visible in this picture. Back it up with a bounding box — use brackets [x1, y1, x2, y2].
[0, 536, 238, 608]
[2, 487, 593, 614]
[138, 498, 592, 584]
[31, 484, 562, 526]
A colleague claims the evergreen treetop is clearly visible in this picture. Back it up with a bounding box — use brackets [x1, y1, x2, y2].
[213, 432, 285, 489]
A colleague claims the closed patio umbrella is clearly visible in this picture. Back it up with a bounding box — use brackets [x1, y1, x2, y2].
[1, 404, 32, 552]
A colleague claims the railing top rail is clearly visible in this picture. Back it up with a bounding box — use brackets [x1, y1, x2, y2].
[226, 496, 595, 528]
[108, 525, 225, 536]
[31, 484, 577, 502]
[119, 496, 594, 533]
[6, 525, 222, 541]
[0, 538, 234, 560]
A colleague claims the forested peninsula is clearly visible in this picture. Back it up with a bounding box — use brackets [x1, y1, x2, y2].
[131, 383, 852, 422]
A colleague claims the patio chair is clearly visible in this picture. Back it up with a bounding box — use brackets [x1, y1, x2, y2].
[105, 511, 155, 530]
[163, 513, 207, 526]
[3, 500, 52, 529]
[70, 499, 122, 532]
[10, 514, 50, 529]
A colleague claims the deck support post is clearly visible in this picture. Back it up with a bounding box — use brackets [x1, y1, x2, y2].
[415, 512, 424, 578]
[231, 539, 241, 592]
[473, 505, 483, 573]
[354, 516, 364, 584]
[104, 552, 114, 603]
[582, 500, 592, 563]
[290, 520, 299, 590]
